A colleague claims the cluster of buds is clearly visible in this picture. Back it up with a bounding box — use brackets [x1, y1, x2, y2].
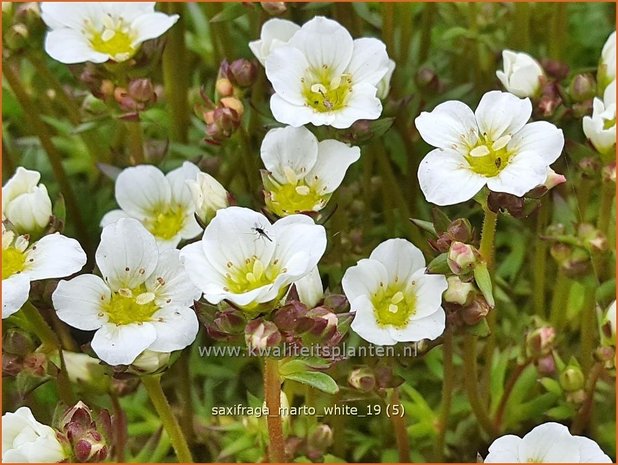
[113, 78, 158, 118]
[545, 223, 608, 278]
[569, 73, 597, 118]
[58, 402, 112, 462]
[287, 424, 334, 461]
[195, 87, 244, 145]
[217, 59, 258, 92]
[197, 304, 247, 343]
[558, 360, 586, 405]
[347, 363, 404, 392]
[427, 216, 473, 254]
[3, 3, 45, 52]
[526, 324, 556, 359]
[535, 59, 569, 118]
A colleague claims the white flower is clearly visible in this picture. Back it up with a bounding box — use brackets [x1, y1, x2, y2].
[3, 167, 53, 234]
[415, 90, 564, 206]
[295, 266, 323, 308]
[52, 218, 200, 366]
[2, 226, 87, 319]
[376, 59, 396, 100]
[496, 50, 544, 98]
[180, 206, 327, 312]
[265, 16, 391, 129]
[2, 407, 66, 463]
[41, 2, 179, 64]
[599, 31, 616, 92]
[583, 80, 616, 156]
[249, 18, 300, 66]
[186, 172, 229, 224]
[484, 422, 611, 463]
[342, 238, 448, 345]
[101, 162, 202, 248]
[260, 126, 360, 216]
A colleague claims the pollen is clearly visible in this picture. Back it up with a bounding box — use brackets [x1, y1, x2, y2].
[371, 283, 416, 329]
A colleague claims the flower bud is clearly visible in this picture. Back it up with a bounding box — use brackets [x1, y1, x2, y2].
[602, 163, 616, 183]
[307, 424, 333, 460]
[559, 365, 585, 392]
[443, 276, 476, 306]
[128, 78, 157, 104]
[376, 59, 396, 100]
[204, 106, 241, 145]
[228, 59, 258, 88]
[295, 267, 324, 308]
[60, 402, 111, 463]
[415, 67, 439, 93]
[447, 218, 473, 243]
[215, 78, 234, 97]
[5, 23, 29, 50]
[261, 2, 287, 15]
[61, 351, 108, 391]
[526, 326, 556, 357]
[496, 50, 544, 98]
[447, 241, 479, 275]
[348, 367, 376, 392]
[487, 191, 525, 217]
[566, 389, 586, 405]
[536, 354, 556, 376]
[3, 167, 53, 235]
[130, 350, 171, 375]
[577, 223, 608, 253]
[602, 300, 616, 346]
[569, 73, 597, 102]
[3, 328, 35, 356]
[541, 59, 569, 81]
[460, 296, 491, 325]
[245, 319, 282, 352]
[598, 31, 616, 93]
[220, 96, 244, 116]
[322, 294, 349, 313]
[212, 308, 246, 335]
[186, 172, 229, 224]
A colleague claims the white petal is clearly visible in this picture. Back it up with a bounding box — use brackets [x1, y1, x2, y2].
[265, 45, 309, 106]
[574, 436, 612, 463]
[166, 161, 201, 207]
[146, 248, 201, 307]
[329, 82, 382, 129]
[269, 94, 318, 127]
[485, 435, 522, 462]
[96, 218, 159, 290]
[250, 18, 300, 66]
[342, 258, 388, 303]
[44, 29, 109, 64]
[288, 16, 353, 77]
[308, 140, 360, 193]
[388, 309, 445, 342]
[260, 126, 319, 185]
[518, 422, 580, 462]
[294, 266, 323, 307]
[270, 221, 327, 278]
[40, 2, 100, 29]
[486, 151, 549, 196]
[415, 100, 478, 151]
[417, 148, 487, 206]
[409, 272, 448, 319]
[346, 38, 390, 86]
[25, 233, 87, 281]
[100, 209, 131, 227]
[475, 90, 532, 140]
[148, 306, 199, 352]
[369, 239, 426, 284]
[115, 165, 172, 217]
[508, 121, 564, 165]
[179, 241, 224, 298]
[131, 12, 179, 44]
[91, 322, 156, 365]
[2, 274, 30, 319]
[52, 275, 110, 331]
[350, 295, 397, 345]
[4, 185, 52, 233]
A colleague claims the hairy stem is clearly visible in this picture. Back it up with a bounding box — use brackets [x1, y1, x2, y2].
[580, 281, 597, 375]
[533, 199, 550, 317]
[494, 359, 533, 430]
[389, 388, 411, 462]
[571, 362, 604, 434]
[125, 121, 145, 165]
[264, 357, 286, 462]
[435, 328, 454, 461]
[142, 375, 194, 463]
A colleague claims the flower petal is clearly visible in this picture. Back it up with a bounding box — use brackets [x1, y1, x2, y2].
[166, 161, 201, 208]
[44, 28, 109, 64]
[388, 309, 445, 342]
[475, 90, 531, 140]
[2, 274, 30, 319]
[96, 218, 159, 290]
[486, 151, 549, 196]
[265, 45, 309, 106]
[269, 94, 318, 127]
[100, 209, 131, 227]
[260, 126, 319, 185]
[418, 148, 487, 206]
[330, 82, 382, 128]
[350, 295, 397, 345]
[148, 306, 199, 352]
[115, 165, 172, 217]
[508, 121, 564, 165]
[131, 12, 179, 44]
[250, 18, 300, 66]
[574, 436, 612, 463]
[485, 435, 522, 462]
[370, 239, 427, 283]
[146, 249, 201, 307]
[91, 322, 156, 365]
[518, 422, 581, 462]
[309, 140, 360, 194]
[52, 274, 110, 331]
[179, 241, 223, 298]
[25, 233, 87, 281]
[409, 272, 448, 319]
[342, 258, 388, 303]
[346, 38, 390, 86]
[415, 100, 478, 151]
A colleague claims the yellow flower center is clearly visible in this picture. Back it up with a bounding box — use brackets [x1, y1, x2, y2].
[465, 134, 514, 177]
[371, 283, 416, 328]
[104, 284, 159, 325]
[266, 181, 326, 216]
[224, 256, 282, 295]
[2, 247, 26, 279]
[145, 207, 186, 241]
[301, 67, 352, 113]
[86, 17, 136, 61]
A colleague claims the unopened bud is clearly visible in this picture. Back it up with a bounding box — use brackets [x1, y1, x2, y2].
[569, 73, 596, 102]
[446, 218, 473, 243]
[229, 59, 258, 88]
[488, 191, 525, 217]
[460, 296, 491, 325]
[602, 163, 616, 183]
[578, 223, 607, 253]
[443, 276, 476, 306]
[541, 59, 569, 81]
[128, 78, 156, 104]
[215, 78, 234, 97]
[131, 350, 170, 375]
[245, 319, 281, 352]
[205, 107, 241, 144]
[536, 354, 556, 376]
[60, 402, 111, 463]
[415, 67, 439, 93]
[559, 365, 584, 392]
[5, 23, 29, 50]
[261, 2, 287, 15]
[307, 424, 333, 458]
[4, 328, 35, 356]
[187, 171, 229, 224]
[348, 367, 375, 392]
[220, 97, 244, 116]
[566, 388, 586, 404]
[447, 241, 478, 275]
[526, 326, 556, 357]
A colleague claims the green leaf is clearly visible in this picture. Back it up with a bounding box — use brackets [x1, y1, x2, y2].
[474, 262, 495, 308]
[409, 218, 437, 236]
[427, 253, 450, 274]
[539, 378, 563, 396]
[431, 207, 452, 234]
[546, 404, 576, 420]
[466, 318, 491, 337]
[210, 3, 247, 23]
[283, 371, 339, 394]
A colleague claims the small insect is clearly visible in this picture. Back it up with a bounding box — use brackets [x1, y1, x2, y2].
[318, 89, 334, 111]
[495, 157, 502, 169]
[251, 223, 273, 242]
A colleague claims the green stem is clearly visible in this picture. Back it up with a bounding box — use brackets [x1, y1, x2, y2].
[161, 2, 189, 144]
[177, 352, 194, 443]
[548, 3, 567, 60]
[533, 199, 550, 317]
[511, 3, 530, 50]
[111, 393, 127, 462]
[264, 357, 287, 462]
[493, 359, 533, 431]
[571, 361, 604, 434]
[382, 3, 395, 59]
[126, 121, 145, 165]
[389, 388, 411, 463]
[418, 3, 435, 64]
[142, 375, 193, 463]
[479, 206, 498, 268]
[580, 281, 597, 375]
[550, 271, 571, 331]
[4, 59, 91, 253]
[463, 334, 499, 436]
[434, 329, 453, 461]
[20, 302, 59, 351]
